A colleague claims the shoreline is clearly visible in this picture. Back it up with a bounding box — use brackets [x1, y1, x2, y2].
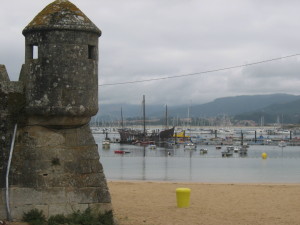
[108, 180, 300, 225]
[107, 179, 300, 185]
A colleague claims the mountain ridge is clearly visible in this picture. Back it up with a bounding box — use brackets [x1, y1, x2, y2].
[94, 93, 300, 121]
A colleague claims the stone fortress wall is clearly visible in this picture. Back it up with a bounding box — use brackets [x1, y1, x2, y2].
[0, 0, 113, 221]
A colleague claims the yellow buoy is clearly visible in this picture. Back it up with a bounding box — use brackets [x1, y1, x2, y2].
[261, 152, 268, 159]
[176, 188, 191, 208]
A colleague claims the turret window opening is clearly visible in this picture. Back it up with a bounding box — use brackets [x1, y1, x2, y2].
[26, 44, 39, 60]
[33, 45, 39, 59]
[88, 45, 96, 60]
[27, 44, 39, 59]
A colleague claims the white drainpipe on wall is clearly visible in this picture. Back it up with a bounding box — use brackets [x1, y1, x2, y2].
[5, 124, 18, 221]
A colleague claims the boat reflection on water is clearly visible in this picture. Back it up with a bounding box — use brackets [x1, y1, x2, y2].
[278, 140, 287, 147]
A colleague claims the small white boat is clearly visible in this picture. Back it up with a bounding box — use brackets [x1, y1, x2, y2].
[102, 140, 110, 148]
[149, 144, 157, 149]
[110, 137, 120, 143]
[184, 142, 196, 150]
[226, 146, 234, 151]
[243, 143, 250, 148]
[233, 146, 240, 153]
[222, 150, 233, 157]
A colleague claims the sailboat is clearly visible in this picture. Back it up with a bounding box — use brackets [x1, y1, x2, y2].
[118, 102, 144, 144]
[118, 96, 175, 144]
[183, 105, 196, 148]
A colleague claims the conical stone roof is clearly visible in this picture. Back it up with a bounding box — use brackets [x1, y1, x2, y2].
[23, 0, 101, 36]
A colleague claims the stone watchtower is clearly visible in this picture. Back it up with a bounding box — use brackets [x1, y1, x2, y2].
[0, 0, 113, 221]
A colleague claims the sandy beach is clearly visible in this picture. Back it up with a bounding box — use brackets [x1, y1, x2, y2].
[4, 181, 300, 225]
[108, 181, 300, 225]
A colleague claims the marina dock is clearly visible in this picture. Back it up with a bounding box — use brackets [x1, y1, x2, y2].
[91, 126, 300, 146]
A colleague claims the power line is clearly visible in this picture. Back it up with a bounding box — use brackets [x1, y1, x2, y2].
[98, 53, 300, 87]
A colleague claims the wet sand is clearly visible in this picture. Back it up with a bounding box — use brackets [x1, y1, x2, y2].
[108, 181, 300, 225]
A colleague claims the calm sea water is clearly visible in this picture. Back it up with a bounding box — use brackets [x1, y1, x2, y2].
[94, 133, 300, 183]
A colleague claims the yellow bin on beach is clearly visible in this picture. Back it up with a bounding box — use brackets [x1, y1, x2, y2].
[176, 188, 191, 208]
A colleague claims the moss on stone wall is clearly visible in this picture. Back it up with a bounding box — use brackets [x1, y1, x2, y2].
[23, 0, 101, 35]
[28, 0, 88, 26]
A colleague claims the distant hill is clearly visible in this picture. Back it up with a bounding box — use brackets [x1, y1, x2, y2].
[261, 98, 300, 114]
[93, 94, 300, 121]
[234, 97, 300, 124]
[168, 93, 300, 118]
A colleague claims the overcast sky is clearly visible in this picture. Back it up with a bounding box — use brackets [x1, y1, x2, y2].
[1, 0, 300, 106]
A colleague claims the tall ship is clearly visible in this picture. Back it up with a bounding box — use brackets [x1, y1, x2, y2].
[118, 95, 175, 144]
[118, 127, 175, 144]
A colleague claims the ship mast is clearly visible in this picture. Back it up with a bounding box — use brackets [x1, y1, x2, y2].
[143, 95, 146, 138]
[120, 107, 124, 129]
[165, 104, 168, 129]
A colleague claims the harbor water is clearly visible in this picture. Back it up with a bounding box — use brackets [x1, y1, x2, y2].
[94, 133, 300, 183]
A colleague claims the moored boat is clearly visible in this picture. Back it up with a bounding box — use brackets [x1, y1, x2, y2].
[233, 146, 240, 153]
[102, 140, 110, 148]
[222, 147, 233, 157]
[149, 141, 157, 149]
[239, 146, 248, 155]
[114, 150, 131, 154]
[222, 151, 233, 157]
[184, 142, 196, 150]
[200, 148, 208, 154]
[226, 146, 234, 151]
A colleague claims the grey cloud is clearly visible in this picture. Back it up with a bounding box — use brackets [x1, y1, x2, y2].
[2, 0, 300, 105]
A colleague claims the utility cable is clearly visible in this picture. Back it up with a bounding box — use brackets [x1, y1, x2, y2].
[98, 53, 300, 87]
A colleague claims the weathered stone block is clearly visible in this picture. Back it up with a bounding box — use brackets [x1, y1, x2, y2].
[40, 188, 68, 205]
[0, 65, 9, 81]
[63, 159, 102, 174]
[89, 203, 113, 215]
[9, 187, 44, 206]
[20, 126, 65, 148]
[66, 187, 111, 204]
[11, 204, 49, 220]
[48, 203, 88, 217]
[0, 189, 7, 218]
[0, 81, 24, 188]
